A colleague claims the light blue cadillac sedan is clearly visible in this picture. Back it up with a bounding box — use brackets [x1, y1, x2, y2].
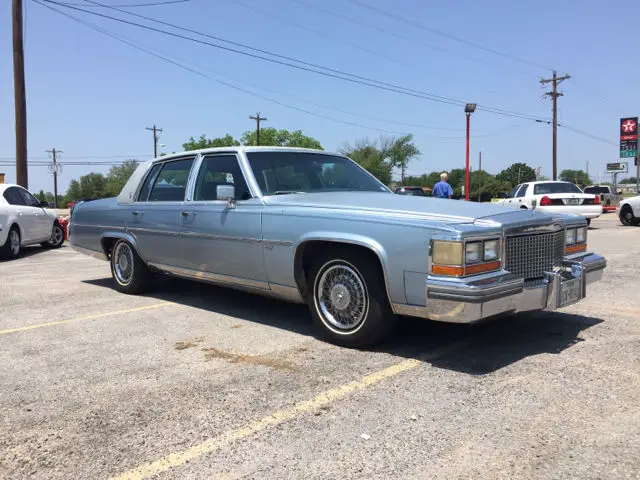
[69, 147, 606, 347]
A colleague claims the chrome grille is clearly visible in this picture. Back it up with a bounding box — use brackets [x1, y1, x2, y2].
[505, 230, 565, 280]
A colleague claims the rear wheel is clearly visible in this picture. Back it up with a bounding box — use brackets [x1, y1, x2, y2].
[0, 226, 21, 259]
[306, 247, 397, 348]
[109, 239, 153, 294]
[620, 205, 638, 226]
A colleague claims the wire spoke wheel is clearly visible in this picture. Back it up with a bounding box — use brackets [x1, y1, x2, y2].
[315, 262, 369, 332]
[113, 242, 134, 285]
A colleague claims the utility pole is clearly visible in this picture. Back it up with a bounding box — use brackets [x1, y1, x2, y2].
[477, 151, 482, 202]
[46, 148, 62, 208]
[249, 112, 267, 146]
[540, 71, 571, 181]
[145, 125, 163, 157]
[12, 0, 28, 188]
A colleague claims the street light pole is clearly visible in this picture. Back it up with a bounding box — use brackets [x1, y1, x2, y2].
[464, 103, 476, 201]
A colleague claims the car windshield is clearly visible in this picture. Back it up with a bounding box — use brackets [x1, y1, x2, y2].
[533, 182, 583, 195]
[246, 151, 389, 195]
[583, 186, 609, 194]
[396, 188, 425, 196]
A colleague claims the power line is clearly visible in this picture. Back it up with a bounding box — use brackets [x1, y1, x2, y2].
[287, 0, 533, 78]
[347, 0, 557, 73]
[55, 0, 189, 7]
[35, 0, 618, 149]
[33, 1, 475, 138]
[40, 0, 550, 123]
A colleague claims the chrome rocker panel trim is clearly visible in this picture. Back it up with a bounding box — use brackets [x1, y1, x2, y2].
[394, 252, 606, 324]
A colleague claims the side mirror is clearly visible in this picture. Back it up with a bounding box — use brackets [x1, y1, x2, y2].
[39, 200, 50, 208]
[216, 184, 236, 208]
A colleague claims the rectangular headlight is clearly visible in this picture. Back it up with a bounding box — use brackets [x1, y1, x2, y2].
[465, 242, 482, 264]
[576, 227, 587, 243]
[565, 228, 576, 245]
[432, 241, 463, 265]
[483, 239, 500, 261]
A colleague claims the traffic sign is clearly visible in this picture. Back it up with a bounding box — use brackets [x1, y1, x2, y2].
[606, 162, 628, 173]
[620, 117, 638, 159]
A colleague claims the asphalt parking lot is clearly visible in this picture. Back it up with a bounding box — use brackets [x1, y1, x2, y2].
[1, 213, 639, 480]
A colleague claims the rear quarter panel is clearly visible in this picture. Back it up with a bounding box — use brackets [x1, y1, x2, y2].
[69, 198, 130, 254]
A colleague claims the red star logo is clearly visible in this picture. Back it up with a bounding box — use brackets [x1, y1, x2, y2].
[622, 119, 636, 133]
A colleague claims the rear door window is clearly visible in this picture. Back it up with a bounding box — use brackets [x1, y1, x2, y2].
[147, 157, 196, 202]
[3, 187, 26, 206]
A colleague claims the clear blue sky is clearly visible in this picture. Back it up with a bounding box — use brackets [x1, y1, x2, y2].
[1, 0, 639, 193]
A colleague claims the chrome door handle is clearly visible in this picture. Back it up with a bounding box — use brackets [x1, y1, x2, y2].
[181, 211, 195, 217]
[132, 211, 143, 216]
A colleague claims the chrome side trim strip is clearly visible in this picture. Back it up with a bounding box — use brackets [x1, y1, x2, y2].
[72, 223, 125, 231]
[127, 227, 180, 237]
[263, 239, 293, 246]
[180, 231, 261, 243]
[148, 262, 270, 290]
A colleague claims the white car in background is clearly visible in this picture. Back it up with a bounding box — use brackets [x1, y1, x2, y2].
[617, 194, 640, 226]
[496, 181, 602, 226]
[0, 183, 65, 259]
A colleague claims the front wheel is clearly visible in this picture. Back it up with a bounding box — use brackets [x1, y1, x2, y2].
[109, 239, 153, 294]
[41, 222, 65, 249]
[620, 205, 638, 226]
[306, 248, 397, 348]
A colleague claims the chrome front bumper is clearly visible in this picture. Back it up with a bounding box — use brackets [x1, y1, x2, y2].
[397, 253, 606, 324]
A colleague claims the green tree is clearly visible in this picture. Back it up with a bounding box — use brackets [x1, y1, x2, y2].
[36, 189, 47, 202]
[559, 169, 592, 186]
[496, 163, 536, 187]
[240, 128, 323, 149]
[183, 134, 240, 150]
[341, 134, 420, 185]
[620, 177, 638, 184]
[65, 180, 83, 203]
[105, 160, 139, 197]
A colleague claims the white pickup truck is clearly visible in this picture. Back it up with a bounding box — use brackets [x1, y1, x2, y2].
[582, 185, 622, 209]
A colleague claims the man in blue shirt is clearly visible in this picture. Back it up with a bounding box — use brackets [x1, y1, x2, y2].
[432, 172, 453, 199]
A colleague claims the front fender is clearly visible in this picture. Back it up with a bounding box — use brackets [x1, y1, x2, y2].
[293, 231, 395, 307]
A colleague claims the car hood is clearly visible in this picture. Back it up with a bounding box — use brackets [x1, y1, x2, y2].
[264, 192, 560, 226]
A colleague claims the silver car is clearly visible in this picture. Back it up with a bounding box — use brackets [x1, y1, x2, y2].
[69, 147, 606, 347]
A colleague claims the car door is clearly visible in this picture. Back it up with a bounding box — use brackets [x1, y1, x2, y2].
[503, 185, 521, 206]
[2, 187, 37, 242]
[16, 188, 51, 240]
[128, 156, 196, 267]
[179, 152, 267, 287]
[514, 183, 529, 207]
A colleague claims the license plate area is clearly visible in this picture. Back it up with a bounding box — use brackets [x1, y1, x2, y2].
[566, 198, 580, 205]
[558, 277, 582, 307]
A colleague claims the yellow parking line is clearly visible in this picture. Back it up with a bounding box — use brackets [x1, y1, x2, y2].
[110, 339, 471, 480]
[0, 303, 171, 336]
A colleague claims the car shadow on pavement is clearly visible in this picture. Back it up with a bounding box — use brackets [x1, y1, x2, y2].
[0, 246, 52, 262]
[83, 275, 604, 376]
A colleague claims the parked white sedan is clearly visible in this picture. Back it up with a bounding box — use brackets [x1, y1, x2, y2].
[617, 194, 640, 226]
[496, 181, 602, 226]
[0, 184, 65, 258]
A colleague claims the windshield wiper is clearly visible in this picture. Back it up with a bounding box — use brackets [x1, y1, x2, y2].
[272, 190, 306, 195]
